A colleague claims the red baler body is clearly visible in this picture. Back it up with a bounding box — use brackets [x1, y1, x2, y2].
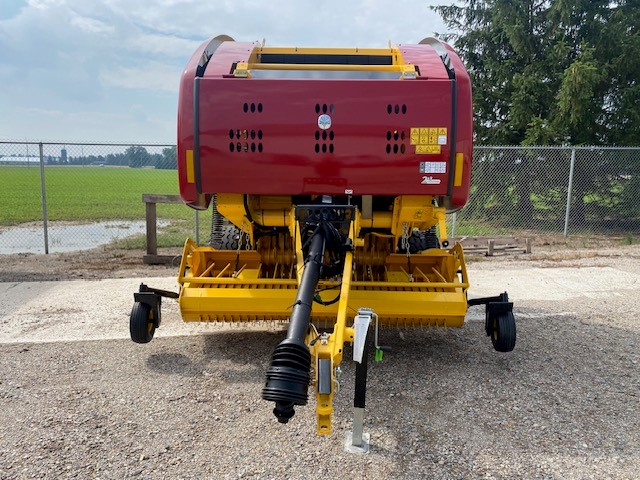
[178, 38, 472, 207]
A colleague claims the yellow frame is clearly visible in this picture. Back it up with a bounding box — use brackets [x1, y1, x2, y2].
[232, 45, 418, 79]
[177, 195, 468, 434]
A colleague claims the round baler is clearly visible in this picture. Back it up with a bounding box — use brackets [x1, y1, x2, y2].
[130, 36, 516, 446]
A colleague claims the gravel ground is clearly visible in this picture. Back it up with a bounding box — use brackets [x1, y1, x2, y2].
[0, 243, 639, 479]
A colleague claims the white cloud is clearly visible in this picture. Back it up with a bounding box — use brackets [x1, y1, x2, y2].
[26, 0, 66, 9]
[8, 106, 174, 143]
[128, 33, 201, 57]
[0, 0, 451, 142]
[99, 61, 180, 93]
[70, 14, 115, 34]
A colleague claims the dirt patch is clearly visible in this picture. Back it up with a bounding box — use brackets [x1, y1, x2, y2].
[0, 234, 638, 282]
[0, 247, 178, 282]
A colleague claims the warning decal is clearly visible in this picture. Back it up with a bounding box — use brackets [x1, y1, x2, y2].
[410, 127, 447, 154]
[416, 145, 441, 155]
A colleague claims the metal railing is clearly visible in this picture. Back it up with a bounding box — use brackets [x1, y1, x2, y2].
[0, 142, 638, 254]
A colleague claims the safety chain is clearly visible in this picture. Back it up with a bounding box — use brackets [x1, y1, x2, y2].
[232, 223, 250, 277]
[402, 223, 413, 282]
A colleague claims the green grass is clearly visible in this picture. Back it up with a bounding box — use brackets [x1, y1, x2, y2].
[0, 166, 193, 225]
[112, 219, 201, 249]
[621, 234, 638, 245]
[449, 221, 513, 237]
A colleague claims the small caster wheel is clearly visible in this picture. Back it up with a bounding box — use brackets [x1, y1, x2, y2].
[491, 311, 516, 352]
[130, 302, 155, 344]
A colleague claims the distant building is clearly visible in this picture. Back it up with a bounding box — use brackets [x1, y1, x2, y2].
[61, 148, 67, 163]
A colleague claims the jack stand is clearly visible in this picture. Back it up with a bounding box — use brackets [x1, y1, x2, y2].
[345, 408, 370, 453]
[345, 309, 373, 453]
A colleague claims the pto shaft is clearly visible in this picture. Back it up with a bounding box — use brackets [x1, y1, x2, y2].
[262, 229, 326, 423]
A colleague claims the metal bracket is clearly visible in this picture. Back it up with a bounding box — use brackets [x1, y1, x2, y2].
[345, 425, 370, 453]
[295, 204, 355, 234]
[467, 292, 513, 337]
[353, 308, 374, 363]
[345, 308, 375, 453]
[133, 283, 179, 328]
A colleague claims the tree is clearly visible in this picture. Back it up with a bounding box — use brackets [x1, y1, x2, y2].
[157, 146, 177, 169]
[125, 146, 152, 168]
[433, 0, 640, 227]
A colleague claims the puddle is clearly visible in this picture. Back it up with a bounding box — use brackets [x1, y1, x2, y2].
[0, 221, 160, 254]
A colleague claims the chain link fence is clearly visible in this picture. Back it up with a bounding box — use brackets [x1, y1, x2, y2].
[0, 141, 206, 254]
[450, 146, 640, 239]
[0, 142, 638, 254]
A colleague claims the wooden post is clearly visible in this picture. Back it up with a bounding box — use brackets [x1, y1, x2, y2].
[487, 239, 495, 256]
[146, 201, 157, 256]
[142, 194, 184, 264]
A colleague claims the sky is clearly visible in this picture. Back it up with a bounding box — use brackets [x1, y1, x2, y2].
[0, 0, 450, 144]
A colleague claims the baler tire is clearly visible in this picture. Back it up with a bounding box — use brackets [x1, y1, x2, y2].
[220, 226, 241, 250]
[423, 233, 440, 250]
[491, 311, 516, 352]
[130, 302, 155, 344]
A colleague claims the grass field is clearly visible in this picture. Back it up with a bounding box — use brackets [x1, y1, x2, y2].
[2, 166, 634, 250]
[0, 166, 193, 225]
[0, 165, 202, 248]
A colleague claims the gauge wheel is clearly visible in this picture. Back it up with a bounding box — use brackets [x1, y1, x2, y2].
[491, 311, 516, 352]
[130, 302, 155, 344]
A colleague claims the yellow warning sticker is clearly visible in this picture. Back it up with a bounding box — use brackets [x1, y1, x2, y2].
[410, 128, 419, 145]
[419, 128, 428, 145]
[416, 145, 441, 155]
[410, 127, 448, 147]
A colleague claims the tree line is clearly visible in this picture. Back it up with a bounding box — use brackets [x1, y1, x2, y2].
[47, 146, 177, 169]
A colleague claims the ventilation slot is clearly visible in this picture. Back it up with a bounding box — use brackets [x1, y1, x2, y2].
[386, 130, 406, 155]
[229, 129, 264, 153]
[386, 104, 407, 115]
[315, 103, 335, 114]
[243, 102, 263, 113]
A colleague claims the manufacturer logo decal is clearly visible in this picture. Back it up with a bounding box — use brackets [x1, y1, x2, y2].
[317, 114, 332, 130]
[421, 176, 441, 185]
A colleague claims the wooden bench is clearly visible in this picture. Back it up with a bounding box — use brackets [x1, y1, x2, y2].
[451, 236, 532, 256]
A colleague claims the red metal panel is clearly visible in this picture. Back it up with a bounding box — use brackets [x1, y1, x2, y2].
[443, 42, 473, 207]
[177, 40, 257, 206]
[203, 41, 257, 78]
[178, 39, 474, 207]
[194, 79, 462, 196]
[399, 44, 449, 79]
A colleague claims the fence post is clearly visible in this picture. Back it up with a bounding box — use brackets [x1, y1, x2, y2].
[563, 148, 576, 237]
[451, 211, 457, 238]
[38, 143, 49, 254]
[195, 210, 200, 245]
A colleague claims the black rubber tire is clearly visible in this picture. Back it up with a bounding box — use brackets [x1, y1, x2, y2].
[219, 226, 242, 250]
[130, 302, 155, 344]
[423, 232, 440, 250]
[491, 311, 516, 352]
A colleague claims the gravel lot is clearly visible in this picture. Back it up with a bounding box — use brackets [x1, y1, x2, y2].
[1, 244, 639, 479]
